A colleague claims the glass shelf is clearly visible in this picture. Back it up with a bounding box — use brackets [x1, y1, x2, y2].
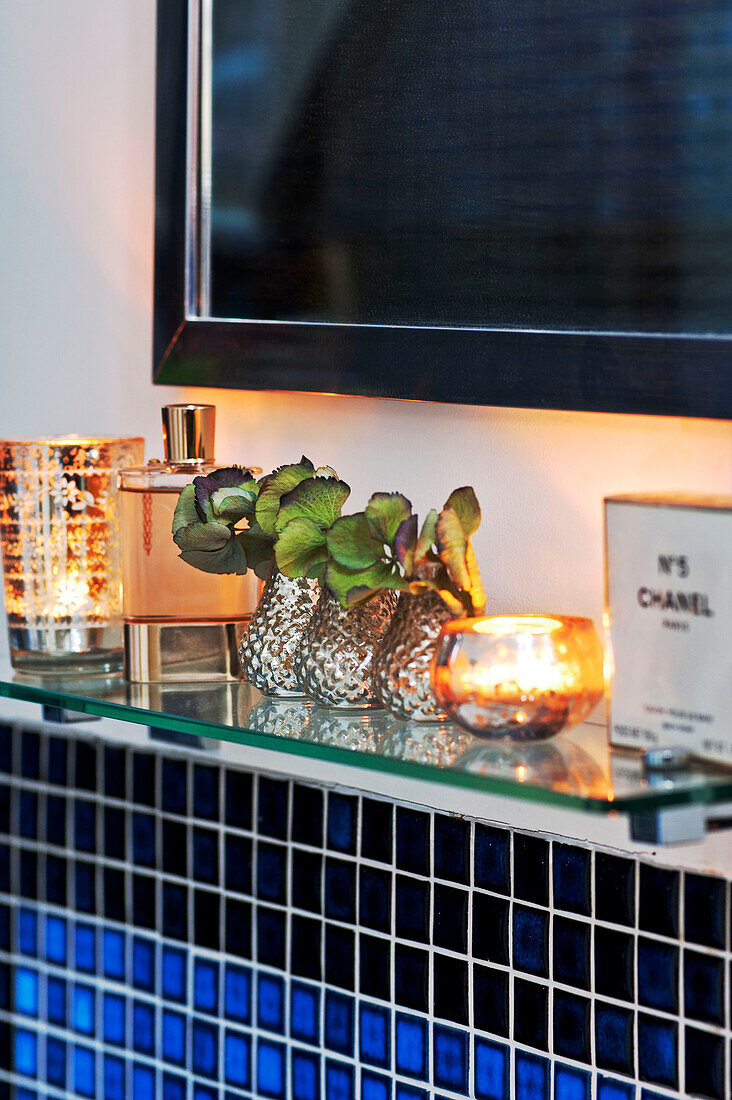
[2, 658, 732, 816]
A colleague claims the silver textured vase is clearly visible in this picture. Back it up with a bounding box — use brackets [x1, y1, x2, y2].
[305, 707, 404, 753]
[238, 567, 319, 696]
[371, 590, 454, 721]
[295, 588, 398, 708]
[245, 696, 314, 740]
[379, 721, 475, 765]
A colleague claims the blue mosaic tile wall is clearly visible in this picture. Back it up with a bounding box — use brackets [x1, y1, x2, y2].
[0, 721, 730, 1100]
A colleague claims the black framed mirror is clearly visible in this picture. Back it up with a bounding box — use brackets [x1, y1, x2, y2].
[154, 0, 732, 418]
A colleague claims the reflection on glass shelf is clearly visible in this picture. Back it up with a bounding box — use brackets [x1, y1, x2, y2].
[2, 659, 731, 814]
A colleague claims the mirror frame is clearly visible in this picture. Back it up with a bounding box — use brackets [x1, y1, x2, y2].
[154, 0, 732, 419]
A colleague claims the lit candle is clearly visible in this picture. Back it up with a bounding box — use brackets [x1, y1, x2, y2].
[431, 615, 604, 740]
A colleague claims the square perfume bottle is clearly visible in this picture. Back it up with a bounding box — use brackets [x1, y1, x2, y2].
[119, 405, 260, 682]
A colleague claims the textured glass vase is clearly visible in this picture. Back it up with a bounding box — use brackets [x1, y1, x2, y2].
[305, 708, 404, 752]
[371, 589, 455, 721]
[296, 588, 398, 708]
[238, 567, 319, 696]
[245, 696, 315, 740]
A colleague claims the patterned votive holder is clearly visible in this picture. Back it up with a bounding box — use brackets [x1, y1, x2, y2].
[0, 437, 144, 673]
[431, 615, 604, 740]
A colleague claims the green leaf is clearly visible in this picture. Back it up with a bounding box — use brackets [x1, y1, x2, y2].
[255, 463, 316, 536]
[435, 507, 471, 591]
[326, 513, 383, 569]
[326, 559, 404, 607]
[274, 517, 328, 578]
[238, 528, 274, 580]
[172, 484, 201, 536]
[414, 509, 439, 563]
[193, 466, 254, 521]
[465, 541, 486, 615]
[364, 492, 413, 546]
[275, 477, 350, 533]
[444, 486, 481, 537]
[173, 520, 232, 553]
[210, 485, 258, 523]
[179, 536, 248, 575]
[394, 514, 417, 574]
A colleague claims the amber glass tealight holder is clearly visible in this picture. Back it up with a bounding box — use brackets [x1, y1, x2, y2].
[431, 615, 604, 740]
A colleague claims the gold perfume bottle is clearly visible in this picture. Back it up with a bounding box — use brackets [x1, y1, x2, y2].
[119, 405, 260, 682]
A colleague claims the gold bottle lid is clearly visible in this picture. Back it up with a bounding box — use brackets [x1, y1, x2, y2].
[162, 404, 215, 464]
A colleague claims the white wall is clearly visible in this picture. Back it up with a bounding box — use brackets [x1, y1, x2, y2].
[1, 0, 730, 644]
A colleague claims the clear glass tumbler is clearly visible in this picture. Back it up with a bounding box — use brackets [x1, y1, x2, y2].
[0, 437, 144, 673]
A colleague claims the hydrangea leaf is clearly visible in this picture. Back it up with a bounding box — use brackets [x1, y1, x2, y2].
[435, 506, 471, 591]
[408, 577, 464, 616]
[255, 462, 317, 537]
[326, 513, 383, 569]
[443, 486, 481, 536]
[172, 483, 201, 536]
[466, 541, 486, 615]
[326, 560, 403, 607]
[394, 514, 418, 573]
[364, 492, 413, 546]
[193, 466, 255, 520]
[210, 485, 258, 523]
[173, 520, 232, 553]
[238, 527, 274, 581]
[178, 535, 248, 575]
[414, 509, 439, 563]
[274, 517, 328, 578]
[275, 477, 350, 533]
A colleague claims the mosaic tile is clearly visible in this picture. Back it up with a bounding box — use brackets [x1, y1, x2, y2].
[395, 875, 429, 941]
[162, 758, 187, 815]
[291, 914, 321, 981]
[433, 883, 467, 953]
[258, 777, 289, 840]
[359, 866, 390, 931]
[292, 784, 324, 848]
[639, 863, 679, 938]
[359, 935, 391, 1001]
[513, 904, 549, 977]
[554, 990, 591, 1063]
[361, 798, 392, 864]
[433, 954, 468, 1025]
[473, 964, 509, 1037]
[684, 1025, 724, 1099]
[684, 873, 726, 949]
[359, 1004, 389, 1068]
[595, 1003, 634, 1077]
[396, 808, 429, 876]
[474, 1037, 508, 1100]
[4, 723, 732, 1100]
[473, 893, 508, 965]
[515, 1051, 549, 1100]
[328, 793, 357, 854]
[683, 948, 724, 1025]
[433, 816, 469, 884]
[594, 927, 634, 1002]
[325, 925, 355, 991]
[293, 847, 322, 912]
[595, 853, 635, 927]
[514, 976, 548, 1051]
[395, 944, 428, 1012]
[637, 937, 678, 1013]
[553, 915, 590, 990]
[514, 834, 549, 906]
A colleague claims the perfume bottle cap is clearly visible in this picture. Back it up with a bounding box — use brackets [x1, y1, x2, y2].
[162, 405, 215, 464]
